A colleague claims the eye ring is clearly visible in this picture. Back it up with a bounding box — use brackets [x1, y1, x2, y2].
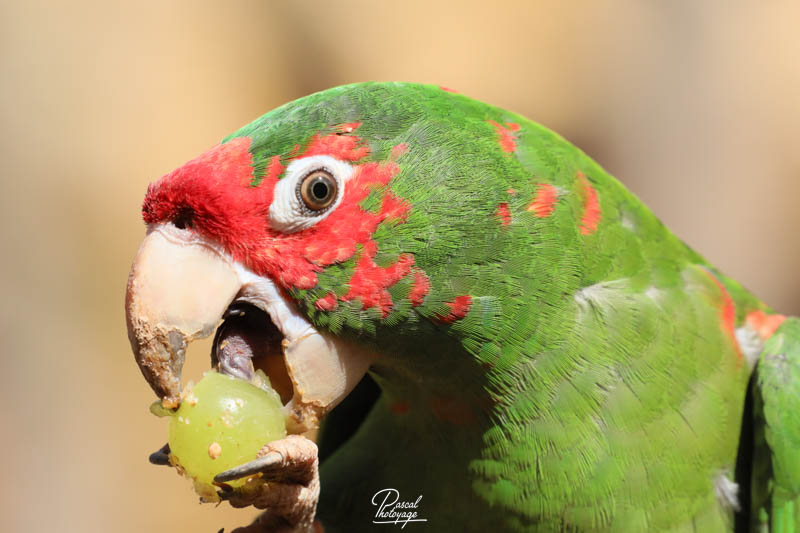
[298, 169, 338, 211]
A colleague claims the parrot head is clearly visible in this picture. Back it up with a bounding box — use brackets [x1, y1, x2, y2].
[126, 82, 528, 431]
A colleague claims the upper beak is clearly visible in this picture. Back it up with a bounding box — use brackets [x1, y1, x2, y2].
[125, 224, 241, 407]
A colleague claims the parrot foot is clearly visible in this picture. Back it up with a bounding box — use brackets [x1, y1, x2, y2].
[217, 435, 319, 533]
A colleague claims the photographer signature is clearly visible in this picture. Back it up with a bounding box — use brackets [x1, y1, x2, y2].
[371, 488, 428, 528]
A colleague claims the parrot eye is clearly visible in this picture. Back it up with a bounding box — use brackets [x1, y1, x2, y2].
[268, 154, 355, 233]
[298, 169, 337, 211]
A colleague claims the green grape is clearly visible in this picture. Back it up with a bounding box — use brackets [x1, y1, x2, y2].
[164, 370, 286, 500]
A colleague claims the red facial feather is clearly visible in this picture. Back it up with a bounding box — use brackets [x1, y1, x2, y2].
[408, 269, 430, 307]
[341, 245, 415, 318]
[379, 191, 412, 223]
[141, 137, 274, 256]
[142, 129, 424, 317]
[314, 292, 339, 311]
[301, 128, 369, 161]
[263, 155, 284, 183]
[264, 159, 406, 291]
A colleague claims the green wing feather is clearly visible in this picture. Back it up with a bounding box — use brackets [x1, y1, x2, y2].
[754, 318, 800, 533]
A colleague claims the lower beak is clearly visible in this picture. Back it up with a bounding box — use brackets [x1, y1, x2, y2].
[125, 225, 241, 407]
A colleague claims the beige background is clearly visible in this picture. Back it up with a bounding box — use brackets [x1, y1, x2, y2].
[1, 1, 798, 532]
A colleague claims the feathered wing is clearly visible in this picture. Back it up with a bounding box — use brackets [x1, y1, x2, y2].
[753, 318, 800, 532]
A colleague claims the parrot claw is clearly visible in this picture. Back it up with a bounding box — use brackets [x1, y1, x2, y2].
[216, 435, 320, 533]
[214, 434, 318, 485]
[148, 443, 171, 466]
[214, 452, 282, 483]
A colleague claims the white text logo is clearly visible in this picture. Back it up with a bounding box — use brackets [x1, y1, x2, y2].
[371, 488, 427, 528]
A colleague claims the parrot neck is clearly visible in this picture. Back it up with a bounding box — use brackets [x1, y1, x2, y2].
[318, 354, 507, 532]
[369, 343, 496, 432]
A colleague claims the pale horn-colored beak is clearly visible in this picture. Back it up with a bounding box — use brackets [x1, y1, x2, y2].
[125, 224, 241, 407]
[125, 223, 376, 429]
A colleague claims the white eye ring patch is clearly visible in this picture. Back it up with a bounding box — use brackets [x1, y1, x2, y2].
[268, 155, 355, 233]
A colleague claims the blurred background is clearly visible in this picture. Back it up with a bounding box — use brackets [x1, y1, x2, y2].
[1, 1, 798, 531]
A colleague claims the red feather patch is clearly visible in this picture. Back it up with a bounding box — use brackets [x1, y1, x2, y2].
[746, 309, 786, 340]
[390, 142, 409, 160]
[408, 269, 431, 307]
[496, 202, 512, 226]
[301, 130, 369, 161]
[527, 183, 558, 218]
[142, 136, 275, 254]
[314, 292, 339, 311]
[488, 120, 520, 154]
[436, 295, 473, 323]
[262, 155, 284, 184]
[341, 247, 415, 318]
[577, 172, 601, 235]
[703, 269, 743, 364]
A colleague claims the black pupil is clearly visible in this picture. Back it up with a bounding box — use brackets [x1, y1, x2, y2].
[312, 180, 330, 200]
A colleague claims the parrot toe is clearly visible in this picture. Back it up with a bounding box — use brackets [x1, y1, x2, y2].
[217, 435, 319, 533]
[215, 435, 317, 485]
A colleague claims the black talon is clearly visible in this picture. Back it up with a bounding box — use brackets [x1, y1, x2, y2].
[214, 481, 234, 493]
[148, 443, 171, 466]
[213, 452, 282, 483]
[216, 489, 233, 502]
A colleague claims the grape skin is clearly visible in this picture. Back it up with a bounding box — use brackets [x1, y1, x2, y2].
[166, 370, 286, 500]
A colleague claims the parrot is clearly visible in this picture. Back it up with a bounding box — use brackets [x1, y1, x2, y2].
[124, 82, 800, 532]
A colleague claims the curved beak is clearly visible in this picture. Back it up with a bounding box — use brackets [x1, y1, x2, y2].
[125, 225, 241, 407]
[125, 223, 375, 429]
